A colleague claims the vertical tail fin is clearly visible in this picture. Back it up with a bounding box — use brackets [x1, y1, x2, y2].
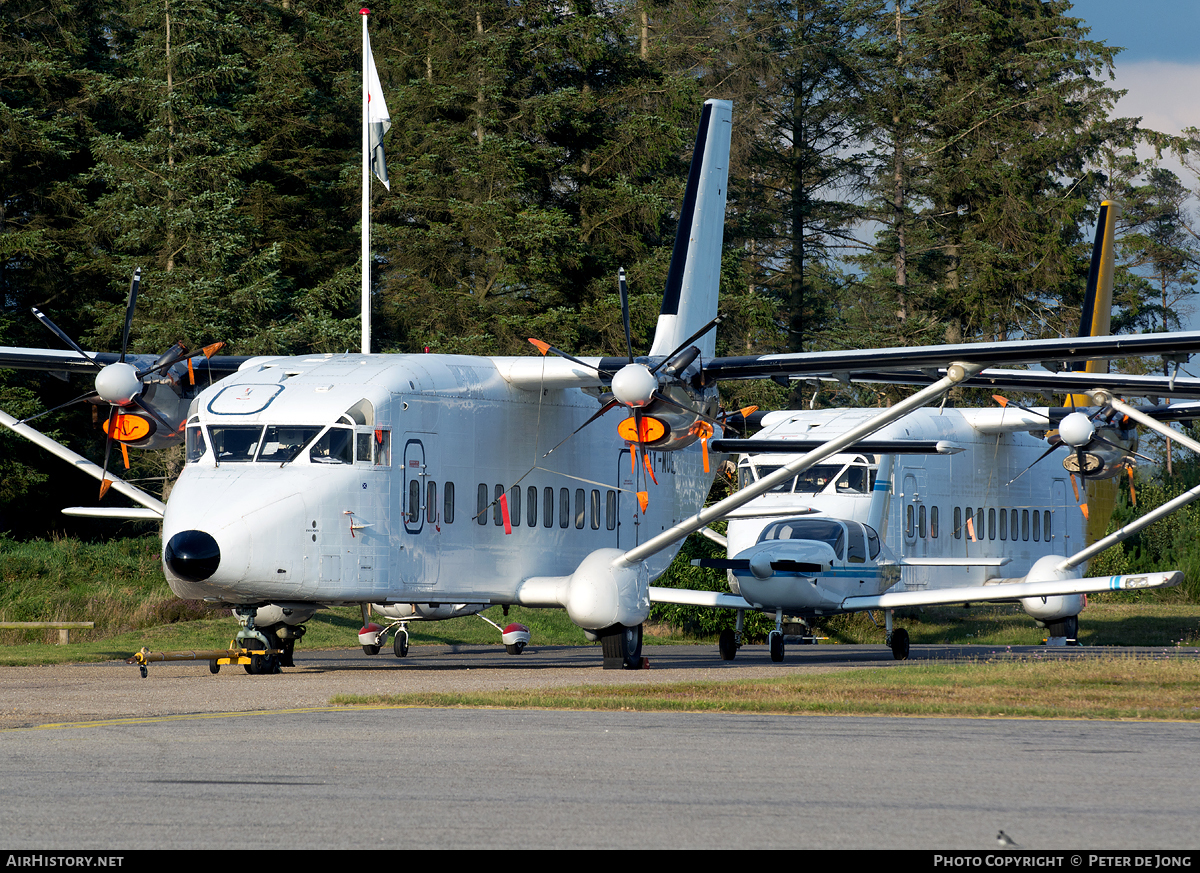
[648, 99, 732, 361]
[1068, 201, 1122, 550]
[1068, 201, 1120, 406]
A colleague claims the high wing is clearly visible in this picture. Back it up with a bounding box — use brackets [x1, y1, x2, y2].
[497, 331, 1200, 394]
[703, 331, 1200, 382]
[800, 366, 1200, 400]
[0, 346, 251, 380]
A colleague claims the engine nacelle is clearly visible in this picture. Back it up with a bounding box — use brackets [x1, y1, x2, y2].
[1019, 555, 1086, 622]
[1061, 424, 1136, 481]
[518, 548, 650, 631]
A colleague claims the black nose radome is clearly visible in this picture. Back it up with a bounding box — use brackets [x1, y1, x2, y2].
[165, 530, 220, 582]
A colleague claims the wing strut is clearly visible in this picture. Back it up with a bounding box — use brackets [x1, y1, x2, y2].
[0, 409, 166, 517]
[613, 361, 986, 570]
[1056, 391, 1200, 573]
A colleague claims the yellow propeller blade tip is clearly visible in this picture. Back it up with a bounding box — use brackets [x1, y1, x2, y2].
[99, 479, 112, 501]
[528, 338, 551, 356]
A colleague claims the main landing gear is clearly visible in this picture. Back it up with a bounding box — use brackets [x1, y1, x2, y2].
[1043, 615, 1079, 647]
[600, 623, 646, 670]
[718, 610, 745, 661]
[357, 606, 531, 658]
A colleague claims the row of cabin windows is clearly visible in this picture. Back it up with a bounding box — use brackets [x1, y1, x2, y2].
[904, 505, 1055, 542]
[476, 484, 618, 531]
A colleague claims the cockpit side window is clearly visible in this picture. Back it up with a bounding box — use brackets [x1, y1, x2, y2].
[309, 427, 354, 464]
[186, 425, 208, 463]
[846, 524, 866, 563]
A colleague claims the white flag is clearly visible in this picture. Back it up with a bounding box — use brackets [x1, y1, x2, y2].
[366, 32, 391, 190]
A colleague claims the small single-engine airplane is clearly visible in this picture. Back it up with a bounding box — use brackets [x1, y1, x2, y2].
[7, 104, 1200, 673]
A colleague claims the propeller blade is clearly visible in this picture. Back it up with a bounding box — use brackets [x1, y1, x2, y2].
[136, 341, 189, 380]
[16, 390, 101, 426]
[119, 268, 142, 363]
[31, 307, 105, 373]
[649, 390, 724, 429]
[99, 407, 118, 501]
[1005, 442, 1062, 486]
[541, 398, 620, 458]
[992, 394, 1050, 421]
[131, 394, 183, 434]
[651, 315, 722, 375]
[527, 338, 614, 377]
[618, 268, 633, 363]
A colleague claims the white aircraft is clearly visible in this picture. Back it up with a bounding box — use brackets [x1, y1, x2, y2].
[651, 204, 1200, 661]
[6, 103, 1200, 673]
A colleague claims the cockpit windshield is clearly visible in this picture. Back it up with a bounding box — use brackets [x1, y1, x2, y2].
[192, 424, 344, 465]
[208, 426, 263, 463]
[258, 426, 323, 463]
[758, 518, 846, 558]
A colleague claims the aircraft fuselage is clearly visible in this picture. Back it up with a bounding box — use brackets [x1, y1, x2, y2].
[163, 352, 714, 616]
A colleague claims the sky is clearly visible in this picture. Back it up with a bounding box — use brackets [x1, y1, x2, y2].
[1072, 1, 1200, 145]
[1061, 3, 1200, 329]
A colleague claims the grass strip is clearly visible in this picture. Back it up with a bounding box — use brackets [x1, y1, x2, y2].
[331, 656, 1200, 721]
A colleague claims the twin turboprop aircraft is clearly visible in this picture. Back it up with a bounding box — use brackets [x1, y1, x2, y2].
[6, 101, 1200, 672]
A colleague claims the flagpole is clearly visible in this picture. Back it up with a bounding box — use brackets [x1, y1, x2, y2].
[360, 8, 371, 355]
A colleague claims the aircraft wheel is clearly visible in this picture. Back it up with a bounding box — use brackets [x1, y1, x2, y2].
[243, 639, 279, 675]
[505, 642, 526, 655]
[601, 624, 643, 670]
[889, 627, 910, 661]
[718, 629, 738, 661]
[362, 644, 380, 655]
[1047, 616, 1079, 645]
[769, 631, 785, 663]
[393, 630, 409, 658]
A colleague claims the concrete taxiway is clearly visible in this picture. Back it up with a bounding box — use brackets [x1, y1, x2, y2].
[2, 643, 1198, 850]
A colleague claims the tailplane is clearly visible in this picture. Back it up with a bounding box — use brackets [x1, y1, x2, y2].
[648, 99, 732, 361]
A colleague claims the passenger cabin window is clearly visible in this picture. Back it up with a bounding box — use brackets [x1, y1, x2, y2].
[865, 525, 881, 559]
[374, 430, 391, 466]
[444, 483, 455, 524]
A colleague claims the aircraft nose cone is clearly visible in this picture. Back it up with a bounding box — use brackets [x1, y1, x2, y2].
[165, 530, 221, 582]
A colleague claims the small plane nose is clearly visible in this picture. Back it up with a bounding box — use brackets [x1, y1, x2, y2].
[164, 530, 221, 582]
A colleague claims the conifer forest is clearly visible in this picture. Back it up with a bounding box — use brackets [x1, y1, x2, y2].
[3, 0, 1200, 584]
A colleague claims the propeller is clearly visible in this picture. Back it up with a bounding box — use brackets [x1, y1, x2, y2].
[995, 393, 1152, 521]
[21, 268, 224, 499]
[528, 268, 725, 506]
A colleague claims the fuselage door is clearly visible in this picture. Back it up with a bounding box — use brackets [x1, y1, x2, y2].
[402, 438, 426, 535]
[401, 433, 440, 590]
[617, 448, 641, 549]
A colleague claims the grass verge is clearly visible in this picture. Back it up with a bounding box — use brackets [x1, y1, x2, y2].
[331, 655, 1200, 721]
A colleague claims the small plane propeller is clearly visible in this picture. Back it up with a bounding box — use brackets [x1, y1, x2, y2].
[21, 268, 224, 499]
